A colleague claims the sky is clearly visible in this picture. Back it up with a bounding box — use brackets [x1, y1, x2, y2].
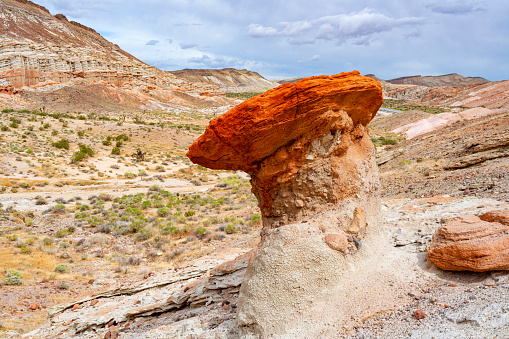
[37, 0, 509, 81]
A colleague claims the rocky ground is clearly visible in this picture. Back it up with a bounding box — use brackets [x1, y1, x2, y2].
[0, 89, 508, 338]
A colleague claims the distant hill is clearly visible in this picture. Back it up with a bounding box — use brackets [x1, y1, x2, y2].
[0, 0, 232, 111]
[169, 68, 277, 92]
[386, 73, 489, 87]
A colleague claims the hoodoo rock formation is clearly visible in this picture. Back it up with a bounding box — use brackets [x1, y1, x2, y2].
[428, 210, 509, 272]
[187, 70, 382, 229]
[188, 71, 393, 336]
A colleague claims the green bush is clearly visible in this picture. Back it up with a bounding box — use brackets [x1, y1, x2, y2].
[3, 275, 23, 285]
[71, 144, 94, 163]
[55, 264, 68, 273]
[3, 270, 23, 285]
[225, 224, 238, 234]
[111, 146, 120, 155]
[157, 207, 169, 217]
[195, 226, 208, 239]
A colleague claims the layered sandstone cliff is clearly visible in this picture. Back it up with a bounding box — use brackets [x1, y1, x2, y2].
[0, 0, 230, 109]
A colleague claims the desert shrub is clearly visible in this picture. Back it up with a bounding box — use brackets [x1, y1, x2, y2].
[3, 270, 23, 285]
[124, 172, 136, 179]
[43, 237, 53, 245]
[195, 226, 208, 239]
[115, 134, 129, 141]
[71, 144, 94, 163]
[53, 203, 66, 213]
[55, 264, 68, 273]
[135, 228, 152, 242]
[59, 241, 70, 248]
[102, 140, 112, 146]
[184, 210, 195, 217]
[6, 234, 18, 241]
[157, 207, 169, 217]
[225, 224, 238, 234]
[99, 193, 113, 201]
[55, 229, 68, 238]
[111, 147, 120, 155]
[149, 184, 160, 192]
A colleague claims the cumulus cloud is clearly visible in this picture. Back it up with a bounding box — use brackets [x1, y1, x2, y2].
[145, 40, 159, 45]
[426, 1, 484, 14]
[248, 9, 424, 45]
[188, 54, 258, 69]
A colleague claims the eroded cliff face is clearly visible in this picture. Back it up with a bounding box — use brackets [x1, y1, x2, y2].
[0, 0, 230, 109]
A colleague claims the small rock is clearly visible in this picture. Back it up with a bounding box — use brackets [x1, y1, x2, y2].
[111, 331, 119, 339]
[90, 299, 99, 306]
[72, 304, 79, 311]
[29, 303, 38, 310]
[414, 309, 426, 320]
[88, 279, 95, 284]
[448, 283, 457, 287]
[324, 232, 349, 252]
[104, 331, 111, 339]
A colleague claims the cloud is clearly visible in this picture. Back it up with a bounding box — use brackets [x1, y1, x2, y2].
[248, 9, 424, 45]
[426, 1, 484, 14]
[145, 40, 159, 45]
[298, 55, 320, 63]
[188, 54, 259, 69]
[180, 42, 199, 49]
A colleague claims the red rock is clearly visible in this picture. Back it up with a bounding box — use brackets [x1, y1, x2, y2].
[414, 309, 426, 319]
[72, 304, 79, 311]
[479, 210, 509, 224]
[29, 303, 38, 310]
[88, 279, 95, 284]
[428, 211, 509, 271]
[104, 331, 111, 339]
[90, 299, 99, 306]
[188, 71, 380, 172]
[124, 322, 130, 327]
[324, 233, 349, 252]
[448, 283, 457, 287]
[187, 71, 382, 226]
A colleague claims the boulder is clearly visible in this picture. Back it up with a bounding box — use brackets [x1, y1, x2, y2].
[188, 71, 390, 336]
[427, 211, 509, 271]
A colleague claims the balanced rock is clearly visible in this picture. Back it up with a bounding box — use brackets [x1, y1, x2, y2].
[187, 71, 385, 336]
[428, 211, 509, 271]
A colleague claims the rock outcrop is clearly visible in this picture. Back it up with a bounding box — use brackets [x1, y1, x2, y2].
[169, 68, 278, 92]
[188, 71, 389, 336]
[0, 0, 231, 109]
[428, 210, 509, 271]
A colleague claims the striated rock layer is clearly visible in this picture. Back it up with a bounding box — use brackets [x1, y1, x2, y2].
[428, 210, 509, 271]
[188, 71, 391, 336]
[0, 0, 230, 109]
